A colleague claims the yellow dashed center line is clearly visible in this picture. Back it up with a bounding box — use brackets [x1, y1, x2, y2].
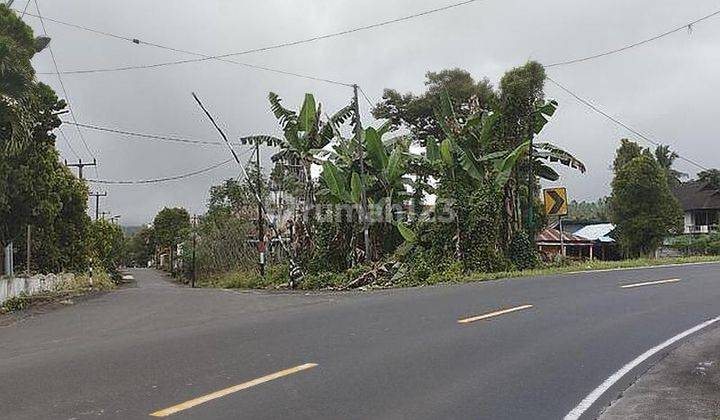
[458, 304, 534, 324]
[620, 278, 681, 289]
[149, 363, 318, 417]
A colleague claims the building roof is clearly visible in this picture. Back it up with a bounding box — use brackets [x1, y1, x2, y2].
[574, 223, 616, 243]
[536, 228, 594, 245]
[672, 181, 720, 211]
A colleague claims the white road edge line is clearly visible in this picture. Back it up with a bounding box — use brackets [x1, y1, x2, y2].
[564, 315, 720, 420]
[458, 304, 533, 324]
[567, 260, 720, 275]
[619, 278, 680, 289]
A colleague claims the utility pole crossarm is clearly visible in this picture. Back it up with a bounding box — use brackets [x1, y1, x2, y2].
[65, 158, 97, 180]
[89, 191, 108, 220]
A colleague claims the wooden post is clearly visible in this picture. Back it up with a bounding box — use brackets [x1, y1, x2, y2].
[559, 216, 566, 257]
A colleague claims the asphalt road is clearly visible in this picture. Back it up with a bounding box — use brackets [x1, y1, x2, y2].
[1, 263, 720, 420]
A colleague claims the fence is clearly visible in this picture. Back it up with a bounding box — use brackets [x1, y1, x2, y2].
[0, 273, 75, 306]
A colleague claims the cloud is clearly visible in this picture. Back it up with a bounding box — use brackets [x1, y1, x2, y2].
[24, 0, 720, 223]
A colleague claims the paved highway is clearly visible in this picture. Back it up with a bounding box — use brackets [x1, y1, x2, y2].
[1, 263, 719, 419]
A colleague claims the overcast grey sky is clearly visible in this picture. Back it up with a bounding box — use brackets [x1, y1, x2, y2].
[20, 0, 720, 225]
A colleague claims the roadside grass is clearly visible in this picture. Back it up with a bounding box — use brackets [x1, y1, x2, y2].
[0, 271, 115, 314]
[460, 255, 720, 284]
[197, 255, 720, 291]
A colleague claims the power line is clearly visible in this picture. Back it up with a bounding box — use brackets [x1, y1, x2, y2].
[20, 0, 30, 17]
[21, 8, 351, 85]
[60, 120, 284, 148]
[62, 120, 230, 146]
[56, 126, 80, 159]
[86, 158, 235, 185]
[33, 0, 97, 172]
[25, 0, 482, 77]
[545, 8, 720, 68]
[545, 75, 708, 171]
[358, 85, 375, 108]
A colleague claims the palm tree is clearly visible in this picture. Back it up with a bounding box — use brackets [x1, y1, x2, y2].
[654, 145, 687, 187]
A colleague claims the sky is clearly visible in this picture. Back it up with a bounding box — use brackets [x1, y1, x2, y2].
[17, 0, 720, 225]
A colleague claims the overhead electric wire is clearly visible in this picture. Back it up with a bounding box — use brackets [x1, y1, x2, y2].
[33, 0, 97, 173]
[62, 120, 234, 146]
[56, 126, 80, 159]
[23, 0, 482, 78]
[86, 158, 235, 185]
[20, 0, 31, 18]
[545, 8, 720, 67]
[358, 85, 375, 108]
[546, 75, 708, 171]
[20, 9, 351, 86]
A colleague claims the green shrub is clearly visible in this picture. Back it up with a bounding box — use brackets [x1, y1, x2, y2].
[2, 294, 31, 312]
[508, 230, 539, 270]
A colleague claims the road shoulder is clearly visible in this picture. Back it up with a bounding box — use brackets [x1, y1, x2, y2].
[600, 324, 720, 419]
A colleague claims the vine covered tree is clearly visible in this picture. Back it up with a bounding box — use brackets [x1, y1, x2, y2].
[610, 140, 682, 257]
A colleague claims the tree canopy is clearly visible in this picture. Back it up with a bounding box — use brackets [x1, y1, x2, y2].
[610, 140, 682, 257]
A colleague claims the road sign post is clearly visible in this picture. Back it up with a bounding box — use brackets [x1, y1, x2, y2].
[544, 187, 569, 257]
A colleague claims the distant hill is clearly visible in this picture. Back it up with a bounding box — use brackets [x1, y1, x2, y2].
[121, 225, 144, 237]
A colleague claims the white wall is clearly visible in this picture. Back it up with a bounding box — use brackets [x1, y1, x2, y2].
[0, 273, 74, 306]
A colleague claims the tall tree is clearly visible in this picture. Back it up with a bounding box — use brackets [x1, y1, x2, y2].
[610, 140, 682, 257]
[372, 68, 496, 143]
[613, 138, 643, 171]
[153, 207, 191, 268]
[654, 145, 686, 187]
[697, 169, 720, 190]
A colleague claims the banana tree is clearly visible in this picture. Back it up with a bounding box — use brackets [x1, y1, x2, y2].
[241, 92, 354, 206]
[318, 123, 414, 261]
[528, 99, 586, 181]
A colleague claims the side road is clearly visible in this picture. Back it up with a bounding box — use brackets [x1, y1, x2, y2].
[600, 324, 720, 419]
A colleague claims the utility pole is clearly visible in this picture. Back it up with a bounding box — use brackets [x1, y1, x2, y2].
[256, 141, 265, 276]
[192, 92, 303, 287]
[26, 225, 31, 276]
[65, 158, 96, 180]
[89, 191, 107, 220]
[191, 215, 197, 288]
[527, 123, 535, 230]
[353, 84, 371, 261]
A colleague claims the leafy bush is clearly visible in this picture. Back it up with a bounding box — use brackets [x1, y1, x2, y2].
[667, 233, 720, 256]
[2, 294, 31, 312]
[508, 230, 539, 270]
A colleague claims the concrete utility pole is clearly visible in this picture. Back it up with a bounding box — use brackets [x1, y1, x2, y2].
[191, 215, 197, 288]
[89, 191, 107, 220]
[192, 92, 303, 287]
[353, 84, 371, 261]
[26, 225, 31, 276]
[4, 243, 13, 278]
[65, 158, 97, 180]
[255, 142, 265, 276]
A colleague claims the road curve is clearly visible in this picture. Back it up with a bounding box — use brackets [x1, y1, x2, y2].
[1, 263, 719, 419]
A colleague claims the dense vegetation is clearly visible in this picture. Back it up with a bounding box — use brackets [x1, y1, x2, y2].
[1, 6, 124, 278]
[132, 62, 596, 289]
[609, 139, 683, 257]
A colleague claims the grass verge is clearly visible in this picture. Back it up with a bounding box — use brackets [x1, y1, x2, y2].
[197, 255, 720, 291]
[461, 255, 720, 284]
